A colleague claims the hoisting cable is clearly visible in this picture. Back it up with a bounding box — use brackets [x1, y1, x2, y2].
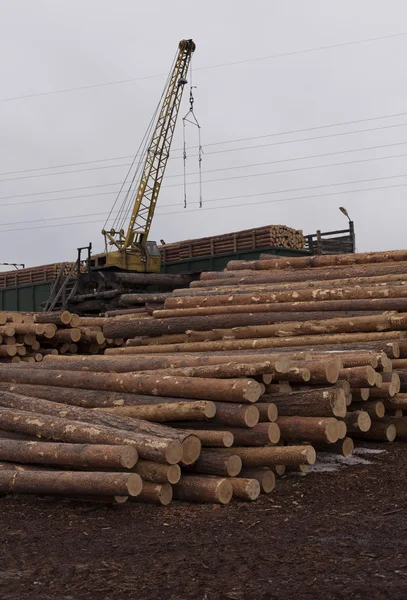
[182, 60, 203, 208]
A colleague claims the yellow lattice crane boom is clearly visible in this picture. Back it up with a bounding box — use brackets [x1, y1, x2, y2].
[91, 39, 196, 272]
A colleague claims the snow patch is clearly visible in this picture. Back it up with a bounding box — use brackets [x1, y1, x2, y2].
[353, 447, 387, 456]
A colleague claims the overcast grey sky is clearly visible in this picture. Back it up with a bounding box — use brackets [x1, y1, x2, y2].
[0, 0, 407, 269]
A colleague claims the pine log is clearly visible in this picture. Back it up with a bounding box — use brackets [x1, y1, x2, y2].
[130, 481, 172, 505]
[350, 388, 370, 401]
[277, 416, 339, 443]
[0, 346, 17, 358]
[0, 440, 138, 469]
[240, 468, 275, 493]
[314, 437, 354, 457]
[225, 423, 280, 446]
[173, 475, 233, 504]
[352, 420, 396, 441]
[256, 403, 278, 422]
[350, 401, 385, 419]
[132, 460, 181, 484]
[0, 469, 142, 497]
[120, 293, 174, 305]
[187, 450, 242, 477]
[341, 411, 371, 432]
[269, 387, 346, 417]
[227, 477, 260, 501]
[179, 429, 234, 448]
[34, 311, 72, 326]
[41, 353, 288, 373]
[338, 366, 377, 387]
[383, 394, 407, 409]
[93, 401, 216, 422]
[0, 367, 262, 403]
[215, 445, 316, 466]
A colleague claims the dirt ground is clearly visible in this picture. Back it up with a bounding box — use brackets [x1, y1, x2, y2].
[1, 442, 406, 600]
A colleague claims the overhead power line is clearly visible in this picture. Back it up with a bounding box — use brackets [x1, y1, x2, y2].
[1, 180, 406, 234]
[0, 171, 406, 212]
[1, 122, 406, 183]
[1, 31, 406, 103]
[1, 110, 407, 177]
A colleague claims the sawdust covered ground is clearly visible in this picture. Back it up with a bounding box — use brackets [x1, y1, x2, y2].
[1, 442, 407, 600]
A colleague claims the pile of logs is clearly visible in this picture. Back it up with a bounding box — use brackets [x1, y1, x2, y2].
[3, 249, 407, 505]
[0, 311, 117, 361]
[159, 224, 305, 263]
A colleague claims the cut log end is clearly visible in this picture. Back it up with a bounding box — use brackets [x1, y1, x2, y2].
[342, 437, 354, 457]
[181, 435, 202, 465]
[269, 423, 281, 444]
[326, 420, 340, 443]
[227, 455, 243, 477]
[245, 405, 260, 428]
[305, 446, 317, 465]
[167, 464, 181, 484]
[242, 380, 262, 403]
[165, 440, 183, 465]
[127, 473, 143, 497]
[358, 411, 372, 432]
[120, 446, 139, 469]
[205, 402, 216, 418]
[337, 420, 347, 439]
[386, 424, 397, 442]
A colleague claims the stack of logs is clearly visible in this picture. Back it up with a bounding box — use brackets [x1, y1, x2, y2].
[2, 249, 407, 504]
[0, 311, 119, 361]
[159, 224, 305, 262]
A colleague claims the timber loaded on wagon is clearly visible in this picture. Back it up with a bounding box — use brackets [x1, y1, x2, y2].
[0, 221, 355, 314]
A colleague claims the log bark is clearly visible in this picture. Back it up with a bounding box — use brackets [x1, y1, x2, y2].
[240, 468, 275, 493]
[277, 416, 339, 443]
[130, 481, 172, 505]
[0, 469, 142, 497]
[215, 445, 316, 466]
[0, 367, 262, 403]
[132, 460, 181, 484]
[269, 387, 346, 417]
[227, 477, 260, 501]
[173, 475, 233, 504]
[0, 440, 138, 469]
[187, 450, 242, 477]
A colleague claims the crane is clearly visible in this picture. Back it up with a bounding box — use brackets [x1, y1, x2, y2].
[90, 39, 196, 273]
